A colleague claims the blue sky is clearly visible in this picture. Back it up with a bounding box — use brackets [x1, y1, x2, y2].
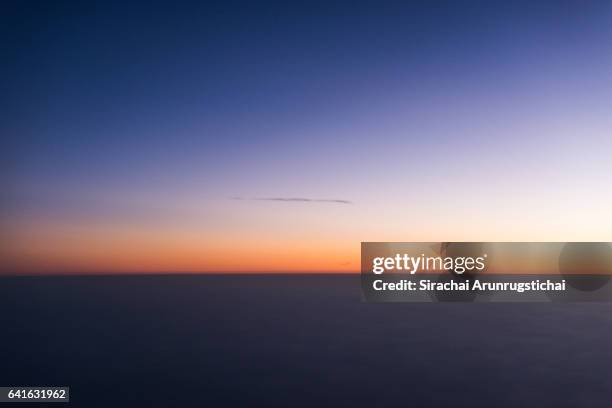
[3, 0, 612, 272]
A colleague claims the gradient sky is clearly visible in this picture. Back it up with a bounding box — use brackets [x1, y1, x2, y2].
[3, 1, 612, 273]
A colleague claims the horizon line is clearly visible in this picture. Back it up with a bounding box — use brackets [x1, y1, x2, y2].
[0, 271, 362, 277]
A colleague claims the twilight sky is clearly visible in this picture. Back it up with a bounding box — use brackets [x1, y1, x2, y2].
[3, 1, 612, 273]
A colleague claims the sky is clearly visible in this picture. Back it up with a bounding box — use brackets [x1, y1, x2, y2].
[2, 0, 612, 274]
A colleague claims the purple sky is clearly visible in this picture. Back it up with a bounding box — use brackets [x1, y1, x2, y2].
[3, 1, 612, 273]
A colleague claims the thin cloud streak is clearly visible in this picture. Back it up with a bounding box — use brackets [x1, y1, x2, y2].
[231, 197, 352, 205]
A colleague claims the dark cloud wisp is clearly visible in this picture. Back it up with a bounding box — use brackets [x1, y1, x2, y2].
[231, 197, 352, 205]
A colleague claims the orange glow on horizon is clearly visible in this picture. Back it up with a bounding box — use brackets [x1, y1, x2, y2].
[1, 220, 360, 275]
